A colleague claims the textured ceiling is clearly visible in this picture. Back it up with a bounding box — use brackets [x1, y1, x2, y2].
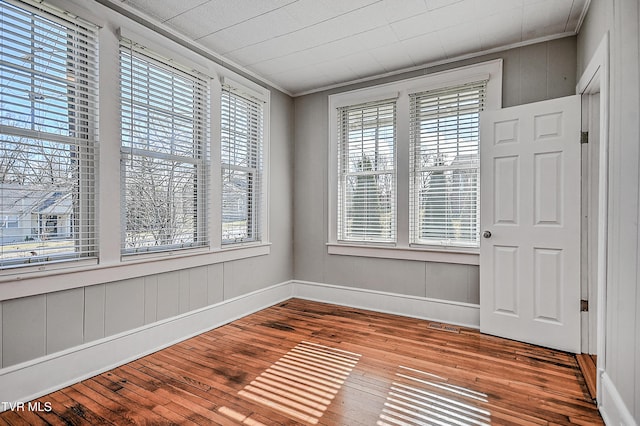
[119, 0, 589, 95]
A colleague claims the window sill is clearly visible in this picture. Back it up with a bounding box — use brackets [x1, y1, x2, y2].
[326, 243, 479, 265]
[120, 242, 271, 263]
[0, 257, 99, 279]
[0, 243, 271, 301]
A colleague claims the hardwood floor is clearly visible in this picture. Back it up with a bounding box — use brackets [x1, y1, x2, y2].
[0, 299, 603, 425]
[576, 354, 598, 401]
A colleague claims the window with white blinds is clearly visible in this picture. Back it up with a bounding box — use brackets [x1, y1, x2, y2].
[338, 100, 396, 243]
[221, 86, 263, 244]
[120, 39, 209, 254]
[409, 81, 486, 247]
[0, 0, 99, 268]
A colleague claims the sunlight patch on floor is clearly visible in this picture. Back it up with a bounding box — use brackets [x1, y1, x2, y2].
[217, 406, 267, 425]
[377, 366, 491, 426]
[238, 341, 361, 424]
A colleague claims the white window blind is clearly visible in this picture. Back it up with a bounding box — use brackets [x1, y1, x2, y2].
[409, 80, 486, 247]
[221, 86, 263, 244]
[120, 39, 209, 254]
[0, 0, 99, 268]
[338, 100, 396, 243]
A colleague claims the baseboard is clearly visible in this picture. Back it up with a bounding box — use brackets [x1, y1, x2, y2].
[599, 372, 637, 426]
[293, 280, 480, 329]
[0, 281, 294, 408]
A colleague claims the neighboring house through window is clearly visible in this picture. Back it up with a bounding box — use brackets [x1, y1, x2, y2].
[0, 0, 98, 268]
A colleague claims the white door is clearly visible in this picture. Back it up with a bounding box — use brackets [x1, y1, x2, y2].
[480, 95, 581, 353]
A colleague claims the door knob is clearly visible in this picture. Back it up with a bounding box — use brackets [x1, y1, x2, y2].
[483, 230, 492, 239]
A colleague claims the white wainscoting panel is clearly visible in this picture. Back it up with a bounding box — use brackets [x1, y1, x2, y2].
[1, 279, 483, 409]
[0, 281, 294, 407]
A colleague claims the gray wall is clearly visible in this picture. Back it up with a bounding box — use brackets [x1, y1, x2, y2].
[577, 0, 640, 422]
[0, 90, 294, 369]
[293, 37, 577, 303]
[576, 0, 610, 78]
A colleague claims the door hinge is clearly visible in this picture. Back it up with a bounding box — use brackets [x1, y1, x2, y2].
[581, 131, 589, 144]
[581, 299, 589, 312]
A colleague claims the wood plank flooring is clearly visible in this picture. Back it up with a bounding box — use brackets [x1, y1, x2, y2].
[575, 354, 598, 401]
[0, 299, 603, 425]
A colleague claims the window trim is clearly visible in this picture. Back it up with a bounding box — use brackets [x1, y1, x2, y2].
[409, 80, 487, 248]
[118, 38, 210, 256]
[327, 243, 479, 265]
[216, 75, 270, 249]
[0, 0, 100, 270]
[0, 243, 271, 301]
[220, 82, 265, 245]
[328, 59, 502, 264]
[337, 98, 397, 243]
[110, 29, 272, 255]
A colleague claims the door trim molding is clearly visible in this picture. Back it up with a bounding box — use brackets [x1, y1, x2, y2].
[576, 32, 610, 404]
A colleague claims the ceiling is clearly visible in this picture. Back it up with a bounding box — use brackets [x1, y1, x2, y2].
[117, 0, 589, 96]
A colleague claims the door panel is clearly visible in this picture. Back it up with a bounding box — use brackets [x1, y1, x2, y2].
[534, 152, 563, 225]
[493, 245, 518, 315]
[480, 95, 581, 353]
[533, 248, 562, 323]
[494, 156, 519, 224]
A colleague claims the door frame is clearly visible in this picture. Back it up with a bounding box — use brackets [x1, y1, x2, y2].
[576, 33, 609, 403]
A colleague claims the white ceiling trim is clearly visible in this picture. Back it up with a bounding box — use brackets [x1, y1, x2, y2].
[575, 0, 592, 34]
[97, 0, 294, 96]
[98, 0, 590, 99]
[293, 31, 578, 97]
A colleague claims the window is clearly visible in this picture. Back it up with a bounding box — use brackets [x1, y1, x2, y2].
[0, 0, 98, 268]
[1, 215, 19, 229]
[337, 100, 396, 243]
[120, 39, 209, 254]
[221, 85, 264, 244]
[410, 81, 486, 248]
[328, 60, 501, 261]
